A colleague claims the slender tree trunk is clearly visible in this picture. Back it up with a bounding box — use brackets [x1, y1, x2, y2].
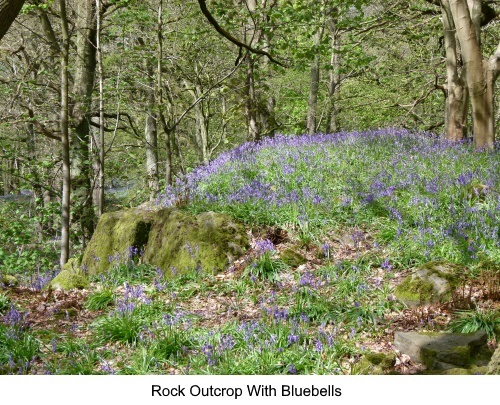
[185, 75, 210, 164]
[137, 36, 159, 199]
[26, 104, 46, 242]
[485, 44, 500, 143]
[72, 0, 97, 242]
[325, 12, 340, 134]
[145, 85, 159, 198]
[157, 0, 172, 186]
[59, 0, 70, 267]
[194, 97, 209, 164]
[95, 0, 104, 216]
[245, 53, 259, 141]
[306, 27, 323, 135]
[0, 0, 25, 41]
[259, 8, 277, 138]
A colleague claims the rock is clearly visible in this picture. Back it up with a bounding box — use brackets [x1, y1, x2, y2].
[394, 331, 487, 369]
[440, 367, 470, 375]
[144, 210, 248, 278]
[49, 257, 89, 290]
[280, 248, 307, 268]
[50, 270, 89, 291]
[394, 261, 461, 307]
[352, 352, 396, 375]
[487, 346, 500, 375]
[81, 208, 157, 274]
[463, 182, 490, 203]
[81, 207, 249, 278]
[1, 274, 18, 287]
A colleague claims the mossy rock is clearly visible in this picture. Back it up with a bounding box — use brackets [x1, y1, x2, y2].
[1, 274, 18, 287]
[440, 367, 470, 375]
[81, 208, 157, 275]
[394, 261, 461, 307]
[280, 248, 307, 268]
[352, 352, 396, 375]
[144, 210, 248, 279]
[487, 346, 500, 375]
[462, 182, 490, 203]
[395, 331, 487, 369]
[50, 270, 89, 291]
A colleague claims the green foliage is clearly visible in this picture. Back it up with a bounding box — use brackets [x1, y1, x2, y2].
[244, 252, 288, 283]
[0, 293, 10, 314]
[94, 308, 146, 345]
[0, 201, 58, 276]
[84, 288, 115, 311]
[96, 263, 158, 286]
[49, 338, 103, 375]
[0, 320, 41, 374]
[449, 309, 500, 340]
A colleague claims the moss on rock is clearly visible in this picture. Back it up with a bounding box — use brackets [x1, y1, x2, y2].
[394, 261, 461, 307]
[81, 208, 156, 275]
[487, 347, 500, 375]
[81, 207, 249, 279]
[352, 352, 396, 375]
[1, 274, 18, 287]
[50, 270, 89, 290]
[280, 248, 307, 268]
[144, 209, 248, 278]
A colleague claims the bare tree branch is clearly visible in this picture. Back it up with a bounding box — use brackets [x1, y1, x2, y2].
[196, 0, 286, 67]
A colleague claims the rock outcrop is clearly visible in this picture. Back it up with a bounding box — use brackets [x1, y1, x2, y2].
[81, 208, 157, 274]
[79, 207, 248, 279]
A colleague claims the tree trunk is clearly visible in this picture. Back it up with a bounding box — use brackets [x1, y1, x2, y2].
[449, 0, 494, 149]
[0, 0, 25, 41]
[157, 0, 172, 186]
[441, 0, 468, 142]
[59, 0, 70, 267]
[306, 27, 323, 135]
[95, 0, 104, 216]
[71, 0, 97, 242]
[245, 53, 260, 141]
[325, 11, 340, 134]
[145, 84, 159, 198]
[193, 86, 209, 164]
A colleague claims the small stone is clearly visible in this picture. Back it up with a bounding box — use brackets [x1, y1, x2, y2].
[1, 274, 18, 287]
[280, 248, 307, 268]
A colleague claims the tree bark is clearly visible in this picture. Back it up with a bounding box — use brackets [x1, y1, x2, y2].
[157, 0, 172, 186]
[95, 0, 104, 216]
[71, 0, 98, 242]
[449, 0, 494, 149]
[0, 0, 25, 41]
[325, 10, 340, 134]
[441, 0, 468, 142]
[306, 27, 323, 135]
[145, 75, 159, 198]
[245, 53, 260, 141]
[59, 0, 70, 267]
